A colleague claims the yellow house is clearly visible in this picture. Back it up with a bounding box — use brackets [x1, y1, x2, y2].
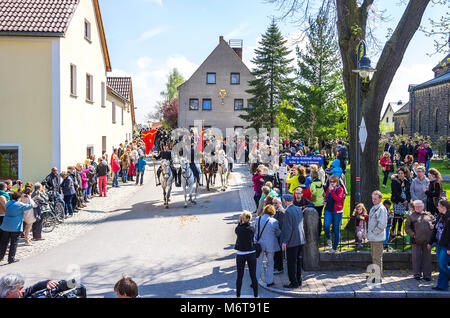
[0, 0, 134, 182]
[380, 101, 405, 136]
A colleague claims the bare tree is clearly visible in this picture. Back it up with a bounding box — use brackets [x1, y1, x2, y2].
[270, 0, 432, 211]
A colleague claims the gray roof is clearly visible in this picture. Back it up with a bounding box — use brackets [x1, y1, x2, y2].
[411, 71, 450, 91]
[394, 102, 410, 116]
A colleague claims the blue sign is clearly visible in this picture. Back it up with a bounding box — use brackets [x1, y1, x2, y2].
[284, 156, 324, 165]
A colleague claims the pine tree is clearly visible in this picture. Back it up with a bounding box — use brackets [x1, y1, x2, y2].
[294, 10, 346, 145]
[240, 21, 294, 130]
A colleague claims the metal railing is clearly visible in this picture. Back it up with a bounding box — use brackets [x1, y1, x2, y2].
[319, 216, 412, 252]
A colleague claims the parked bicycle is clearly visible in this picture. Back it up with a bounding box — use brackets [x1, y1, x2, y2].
[47, 191, 65, 224]
[41, 209, 57, 233]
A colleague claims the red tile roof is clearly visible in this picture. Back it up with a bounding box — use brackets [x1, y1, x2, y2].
[0, 0, 80, 34]
[107, 77, 132, 101]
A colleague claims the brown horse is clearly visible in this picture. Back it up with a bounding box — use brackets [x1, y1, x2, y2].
[201, 156, 217, 191]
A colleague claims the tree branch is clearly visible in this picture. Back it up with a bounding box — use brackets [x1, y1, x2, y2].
[370, 0, 430, 111]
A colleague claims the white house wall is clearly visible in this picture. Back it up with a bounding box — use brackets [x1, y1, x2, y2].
[59, 0, 132, 169]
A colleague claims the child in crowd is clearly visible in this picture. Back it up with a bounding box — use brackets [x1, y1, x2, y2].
[351, 203, 369, 250]
[404, 202, 415, 244]
[383, 199, 393, 250]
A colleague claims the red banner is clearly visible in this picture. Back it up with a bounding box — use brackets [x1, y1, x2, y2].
[197, 128, 204, 153]
[142, 130, 157, 155]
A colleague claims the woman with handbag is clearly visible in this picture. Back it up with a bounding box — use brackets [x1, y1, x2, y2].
[380, 152, 393, 188]
[234, 211, 258, 298]
[390, 167, 411, 237]
[425, 168, 443, 217]
[21, 188, 36, 246]
[0, 191, 35, 264]
[254, 204, 281, 288]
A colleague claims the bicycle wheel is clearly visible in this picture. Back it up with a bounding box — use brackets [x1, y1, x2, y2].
[52, 202, 65, 223]
[42, 211, 57, 233]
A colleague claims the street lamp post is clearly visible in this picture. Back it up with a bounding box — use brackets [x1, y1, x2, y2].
[352, 41, 376, 205]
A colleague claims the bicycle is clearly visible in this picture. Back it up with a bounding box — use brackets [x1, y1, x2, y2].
[41, 210, 57, 233]
[47, 191, 65, 223]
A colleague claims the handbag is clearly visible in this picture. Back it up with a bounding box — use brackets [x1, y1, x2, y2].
[23, 208, 36, 224]
[254, 217, 270, 258]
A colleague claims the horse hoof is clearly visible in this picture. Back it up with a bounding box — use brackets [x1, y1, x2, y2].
[165, 205, 169, 209]
[193, 201, 197, 205]
[184, 205, 187, 209]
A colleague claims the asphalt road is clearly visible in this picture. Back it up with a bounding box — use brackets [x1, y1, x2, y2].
[0, 165, 279, 298]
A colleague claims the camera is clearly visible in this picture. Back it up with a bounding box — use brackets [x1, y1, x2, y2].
[28, 279, 87, 298]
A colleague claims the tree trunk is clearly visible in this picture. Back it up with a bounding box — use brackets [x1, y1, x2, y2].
[336, 0, 430, 212]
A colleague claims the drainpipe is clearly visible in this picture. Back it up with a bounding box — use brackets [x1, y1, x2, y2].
[409, 86, 415, 137]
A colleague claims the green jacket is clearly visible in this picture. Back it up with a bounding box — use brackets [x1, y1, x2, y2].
[310, 180, 325, 207]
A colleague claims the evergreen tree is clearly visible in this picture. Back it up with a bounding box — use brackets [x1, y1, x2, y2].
[240, 21, 294, 130]
[294, 10, 346, 145]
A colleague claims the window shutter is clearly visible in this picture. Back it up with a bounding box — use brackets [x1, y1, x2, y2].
[112, 101, 116, 123]
[101, 82, 106, 107]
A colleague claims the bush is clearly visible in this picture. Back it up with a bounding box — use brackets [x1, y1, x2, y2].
[435, 136, 447, 159]
[378, 133, 432, 159]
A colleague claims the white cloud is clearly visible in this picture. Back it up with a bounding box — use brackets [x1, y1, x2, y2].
[225, 23, 249, 39]
[136, 26, 163, 42]
[382, 63, 435, 113]
[137, 57, 152, 69]
[110, 56, 199, 125]
[144, 0, 163, 5]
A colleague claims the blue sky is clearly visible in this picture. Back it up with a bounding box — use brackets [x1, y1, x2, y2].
[99, 0, 447, 124]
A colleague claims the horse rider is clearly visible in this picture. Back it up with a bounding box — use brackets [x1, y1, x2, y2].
[155, 144, 180, 187]
[182, 142, 203, 186]
[223, 138, 234, 172]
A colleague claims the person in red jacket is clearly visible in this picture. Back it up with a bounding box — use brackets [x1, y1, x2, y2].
[379, 152, 393, 188]
[323, 175, 346, 253]
[111, 149, 121, 188]
[252, 167, 266, 213]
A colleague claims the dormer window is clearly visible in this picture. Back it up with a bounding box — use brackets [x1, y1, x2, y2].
[84, 19, 91, 42]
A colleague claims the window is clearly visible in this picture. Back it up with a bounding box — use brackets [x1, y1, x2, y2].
[70, 64, 77, 96]
[121, 107, 124, 126]
[434, 108, 439, 133]
[202, 99, 212, 111]
[84, 19, 91, 42]
[247, 100, 254, 109]
[102, 136, 107, 154]
[87, 146, 94, 159]
[112, 100, 116, 124]
[101, 82, 106, 107]
[234, 99, 244, 110]
[86, 74, 93, 102]
[0, 147, 19, 180]
[189, 99, 199, 110]
[206, 73, 216, 85]
[231, 73, 240, 85]
[386, 117, 389, 123]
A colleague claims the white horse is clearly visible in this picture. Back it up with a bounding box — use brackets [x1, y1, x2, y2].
[216, 150, 230, 191]
[180, 159, 199, 208]
[160, 160, 174, 209]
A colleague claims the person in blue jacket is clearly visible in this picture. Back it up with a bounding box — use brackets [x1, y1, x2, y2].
[0, 191, 35, 264]
[329, 159, 343, 177]
[136, 154, 147, 186]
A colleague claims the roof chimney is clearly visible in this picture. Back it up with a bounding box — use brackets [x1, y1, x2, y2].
[229, 39, 243, 60]
[219, 36, 224, 43]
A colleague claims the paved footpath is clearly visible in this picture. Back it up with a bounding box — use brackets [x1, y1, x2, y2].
[237, 167, 450, 298]
[1, 164, 449, 298]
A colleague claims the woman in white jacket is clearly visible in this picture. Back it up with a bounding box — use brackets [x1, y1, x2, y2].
[368, 191, 388, 281]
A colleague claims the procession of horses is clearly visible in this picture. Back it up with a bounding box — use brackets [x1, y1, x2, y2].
[157, 147, 232, 209]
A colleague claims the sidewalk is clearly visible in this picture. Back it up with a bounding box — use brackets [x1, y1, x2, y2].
[235, 164, 450, 298]
[258, 261, 450, 298]
[1, 166, 154, 265]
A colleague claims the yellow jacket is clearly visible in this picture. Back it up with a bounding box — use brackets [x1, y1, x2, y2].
[286, 173, 300, 194]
